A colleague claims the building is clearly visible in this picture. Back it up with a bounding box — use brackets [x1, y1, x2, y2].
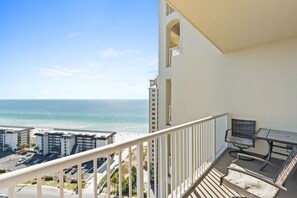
[148, 77, 159, 192]
[0, 126, 34, 151]
[55, 129, 115, 156]
[60, 133, 76, 157]
[35, 128, 116, 158]
[35, 131, 49, 155]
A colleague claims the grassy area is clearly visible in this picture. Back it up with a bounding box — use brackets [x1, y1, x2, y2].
[23, 178, 86, 191]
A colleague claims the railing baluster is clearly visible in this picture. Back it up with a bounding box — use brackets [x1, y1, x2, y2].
[8, 187, 14, 198]
[37, 177, 42, 198]
[147, 141, 151, 198]
[177, 131, 180, 196]
[107, 155, 111, 198]
[93, 158, 98, 198]
[182, 129, 187, 191]
[199, 124, 202, 176]
[59, 170, 64, 198]
[174, 132, 177, 198]
[170, 133, 173, 198]
[119, 150, 122, 198]
[129, 147, 132, 198]
[154, 138, 157, 198]
[190, 127, 193, 186]
[137, 143, 144, 198]
[185, 128, 189, 190]
[179, 130, 182, 195]
[165, 135, 169, 197]
[192, 126, 196, 181]
[78, 163, 82, 198]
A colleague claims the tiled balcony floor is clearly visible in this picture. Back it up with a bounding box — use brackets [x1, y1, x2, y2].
[183, 149, 297, 198]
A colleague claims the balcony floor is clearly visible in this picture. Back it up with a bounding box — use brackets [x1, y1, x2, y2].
[183, 149, 297, 198]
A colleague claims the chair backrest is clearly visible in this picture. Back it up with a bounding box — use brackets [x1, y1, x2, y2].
[275, 146, 297, 186]
[232, 119, 256, 139]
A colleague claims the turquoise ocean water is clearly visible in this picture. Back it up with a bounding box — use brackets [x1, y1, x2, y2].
[0, 100, 148, 133]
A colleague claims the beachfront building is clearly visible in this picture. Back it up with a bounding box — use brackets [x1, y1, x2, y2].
[0, 126, 33, 151]
[35, 128, 116, 158]
[55, 129, 116, 160]
[34, 131, 49, 155]
[148, 77, 159, 191]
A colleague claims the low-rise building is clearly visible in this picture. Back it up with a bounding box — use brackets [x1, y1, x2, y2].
[0, 126, 34, 151]
[35, 128, 116, 159]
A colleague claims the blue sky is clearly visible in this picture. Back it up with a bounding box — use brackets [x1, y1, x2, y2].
[0, 0, 158, 99]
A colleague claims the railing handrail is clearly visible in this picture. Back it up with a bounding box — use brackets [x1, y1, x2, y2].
[0, 113, 228, 189]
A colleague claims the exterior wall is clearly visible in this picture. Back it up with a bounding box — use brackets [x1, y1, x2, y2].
[61, 136, 75, 156]
[18, 129, 30, 146]
[96, 139, 107, 148]
[0, 133, 4, 151]
[48, 134, 62, 154]
[35, 135, 49, 155]
[5, 133, 18, 151]
[159, 0, 297, 155]
[76, 136, 96, 152]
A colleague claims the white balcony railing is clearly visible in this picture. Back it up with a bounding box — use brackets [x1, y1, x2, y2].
[0, 113, 228, 198]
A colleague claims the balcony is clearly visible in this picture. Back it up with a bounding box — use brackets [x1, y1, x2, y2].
[184, 149, 297, 198]
[0, 113, 228, 198]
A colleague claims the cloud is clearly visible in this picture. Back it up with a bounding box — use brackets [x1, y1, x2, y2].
[36, 65, 105, 80]
[37, 65, 87, 77]
[99, 48, 139, 58]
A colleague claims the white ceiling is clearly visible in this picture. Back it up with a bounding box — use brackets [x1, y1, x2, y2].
[166, 0, 297, 52]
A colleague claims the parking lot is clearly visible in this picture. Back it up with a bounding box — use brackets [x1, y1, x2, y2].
[0, 152, 105, 181]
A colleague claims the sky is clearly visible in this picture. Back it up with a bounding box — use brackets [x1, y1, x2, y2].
[0, 0, 158, 99]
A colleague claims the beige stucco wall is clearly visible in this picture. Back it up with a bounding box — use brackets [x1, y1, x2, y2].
[158, 1, 297, 155]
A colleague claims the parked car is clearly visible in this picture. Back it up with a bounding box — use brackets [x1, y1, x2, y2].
[64, 167, 72, 174]
[71, 168, 77, 175]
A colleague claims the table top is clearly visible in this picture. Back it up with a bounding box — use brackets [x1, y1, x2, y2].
[255, 128, 297, 146]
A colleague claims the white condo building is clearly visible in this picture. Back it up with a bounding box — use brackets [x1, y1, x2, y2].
[0, 126, 33, 151]
[35, 128, 116, 158]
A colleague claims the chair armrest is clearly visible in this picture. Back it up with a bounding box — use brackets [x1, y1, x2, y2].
[225, 129, 232, 142]
[233, 153, 281, 169]
[226, 166, 287, 192]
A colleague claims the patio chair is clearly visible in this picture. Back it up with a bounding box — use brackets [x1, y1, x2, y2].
[225, 119, 256, 159]
[220, 146, 297, 198]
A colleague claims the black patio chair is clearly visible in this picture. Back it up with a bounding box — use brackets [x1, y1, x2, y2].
[225, 119, 256, 160]
[220, 146, 297, 198]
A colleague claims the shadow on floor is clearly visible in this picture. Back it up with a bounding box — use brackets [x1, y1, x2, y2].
[183, 149, 297, 198]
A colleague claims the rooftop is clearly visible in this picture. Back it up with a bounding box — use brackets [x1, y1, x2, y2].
[0, 126, 34, 133]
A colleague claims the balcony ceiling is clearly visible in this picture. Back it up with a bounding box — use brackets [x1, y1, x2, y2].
[166, 0, 297, 52]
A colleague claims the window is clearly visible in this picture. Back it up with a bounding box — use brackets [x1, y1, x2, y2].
[166, 79, 172, 125]
[166, 20, 180, 67]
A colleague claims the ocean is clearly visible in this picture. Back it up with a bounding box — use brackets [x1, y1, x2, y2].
[0, 100, 148, 133]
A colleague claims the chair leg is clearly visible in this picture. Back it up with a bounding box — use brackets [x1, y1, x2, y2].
[229, 147, 255, 161]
